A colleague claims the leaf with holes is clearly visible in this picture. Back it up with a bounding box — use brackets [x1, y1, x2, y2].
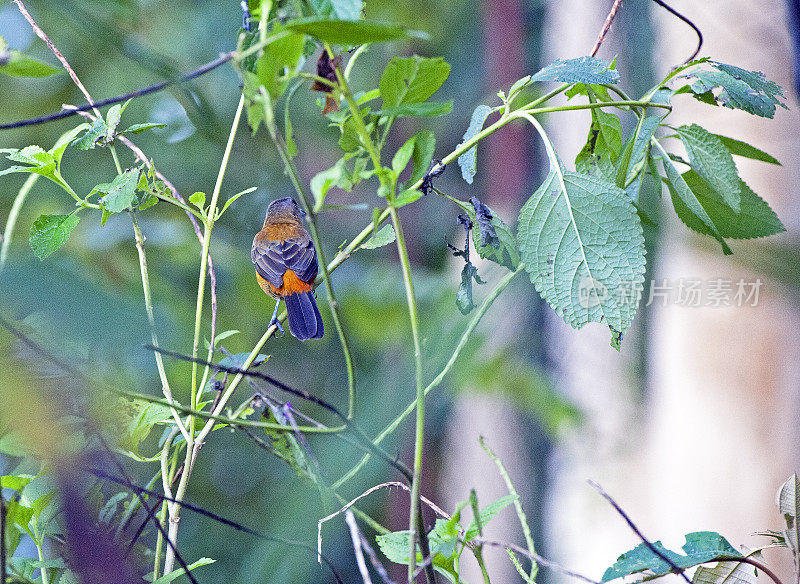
[532, 56, 620, 85]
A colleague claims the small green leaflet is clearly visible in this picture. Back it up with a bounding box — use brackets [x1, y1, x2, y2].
[310, 157, 353, 210]
[120, 122, 167, 135]
[256, 26, 305, 98]
[676, 124, 741, 212]
[532, 56, 620, 85]
[379, 56, 451, 110]
[360, 225, 396, 249]
[715, 134, 780, 165]
[457, 104, 498, 184]
[0, 37, 60, 77]
[73, 116, 109, 150]
[150, 558, 216, 584]
[408, 130, 436, 186]
[285, 17, 415, 45]
[672, 171, 784, 240]
[602, 531, 741, 581]
[95, 169, 141, 213]
[678, 60, 787, 118]
[29, 214, 80, 260]
[464, 494, 517, 541]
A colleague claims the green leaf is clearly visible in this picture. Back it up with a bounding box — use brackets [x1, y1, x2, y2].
[602, 532, 741, 582]
[218, 187, 257, 218]
[517, 159, 645, 337]
[96, 169, 141, 213]
[150, 558, 216, 584]
[678, 61, 787, 118]
[256, 27, 305, 98]
[189, 191, 206, 209]
[373, 101, 453, 117]
[376, 521, 462, 582]
[576, 109, 623, 181]
[379, 56, 451, 109]
[672, 171, 784, 240]
[776, 474, 800, 568]
[120, 122, 167, 135]
[29, 214, 80, 260]
[391, 188, 422, 208]
[392, 136, 417, 175]
[360, 225, 396, 249]
[532, 56, 620, 85]
[105, 101, 128, 137]
[715, 134, 780, 165]
[653, 142, 732, 255]
[285, 17, 414, 45]
[72, 116, 109, 150]
[464, 203, 519, 270]
[1, 475, 33, 491]
[676, 124, 741, 212]
[310, 157, 352, 210]
[408, 130, 436, 186]
[0, 39, 60, 77]
[457, 104, 498, 184]
[465, 494, 518, 541]
[506, 75, 532, 102]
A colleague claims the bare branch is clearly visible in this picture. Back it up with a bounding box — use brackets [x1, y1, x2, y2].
[651, 0, 703, 64]
[590, 0, 624, 57]
[346, 510, 373, 584]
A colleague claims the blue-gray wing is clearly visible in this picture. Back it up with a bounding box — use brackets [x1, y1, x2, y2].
[251, 236, 317, 287]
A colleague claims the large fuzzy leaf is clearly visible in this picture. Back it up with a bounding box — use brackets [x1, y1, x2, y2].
[517, 151, 645, 338]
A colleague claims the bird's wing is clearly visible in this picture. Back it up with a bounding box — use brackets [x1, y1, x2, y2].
[251, 235, 317, 287]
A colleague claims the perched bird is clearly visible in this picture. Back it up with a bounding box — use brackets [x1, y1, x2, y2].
[251, 197, 324, 341]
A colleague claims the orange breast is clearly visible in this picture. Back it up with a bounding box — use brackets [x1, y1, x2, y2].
[256, 269, 313, 298]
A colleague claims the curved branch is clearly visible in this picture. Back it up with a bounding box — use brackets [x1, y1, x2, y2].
[651, 0, 704, 64]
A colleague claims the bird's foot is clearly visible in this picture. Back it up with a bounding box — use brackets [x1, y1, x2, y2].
[269, 315, 285, 336]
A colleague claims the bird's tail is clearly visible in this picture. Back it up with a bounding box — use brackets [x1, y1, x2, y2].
[284, 291, 324, 341]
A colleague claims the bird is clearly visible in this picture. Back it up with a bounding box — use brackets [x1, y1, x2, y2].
[251, 197, 324, 341]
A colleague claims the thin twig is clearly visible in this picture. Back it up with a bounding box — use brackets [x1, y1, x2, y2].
[318, 481, 449, 564]
[89, 469, 345, 584]
[590, 0, 624, 57]
[346, 510, 373, 584]
[651, 0, 703, 64]
[0, 51, 234, 131]
[473, 538, 602, 584]
[358, 530, 397, 584]
[588, 480, 692, 584]
[12, 0, 100, 117]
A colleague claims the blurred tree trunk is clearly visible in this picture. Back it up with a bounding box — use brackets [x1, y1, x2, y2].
[436, 2, 534, 584]
[544, 1, 800, 583]
[644, 1, 800, 579]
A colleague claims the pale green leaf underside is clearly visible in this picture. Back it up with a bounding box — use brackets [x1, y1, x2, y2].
[517, 170, 645, 334]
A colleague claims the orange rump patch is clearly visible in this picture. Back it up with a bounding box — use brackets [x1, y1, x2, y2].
[256, 269, 312, 297]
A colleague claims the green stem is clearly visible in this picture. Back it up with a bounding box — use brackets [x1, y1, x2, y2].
[388, 206, 428, 582]
[34, 537, 48, 584]
[480, 437, 538, 583]
[331, 265, 522, 490]
[522, 99, 670, 116]
[130, 212, 190, 441]
[0, 173, 38, 274]
[260, 88, 357, 418]
[163, 94, 244, 577]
